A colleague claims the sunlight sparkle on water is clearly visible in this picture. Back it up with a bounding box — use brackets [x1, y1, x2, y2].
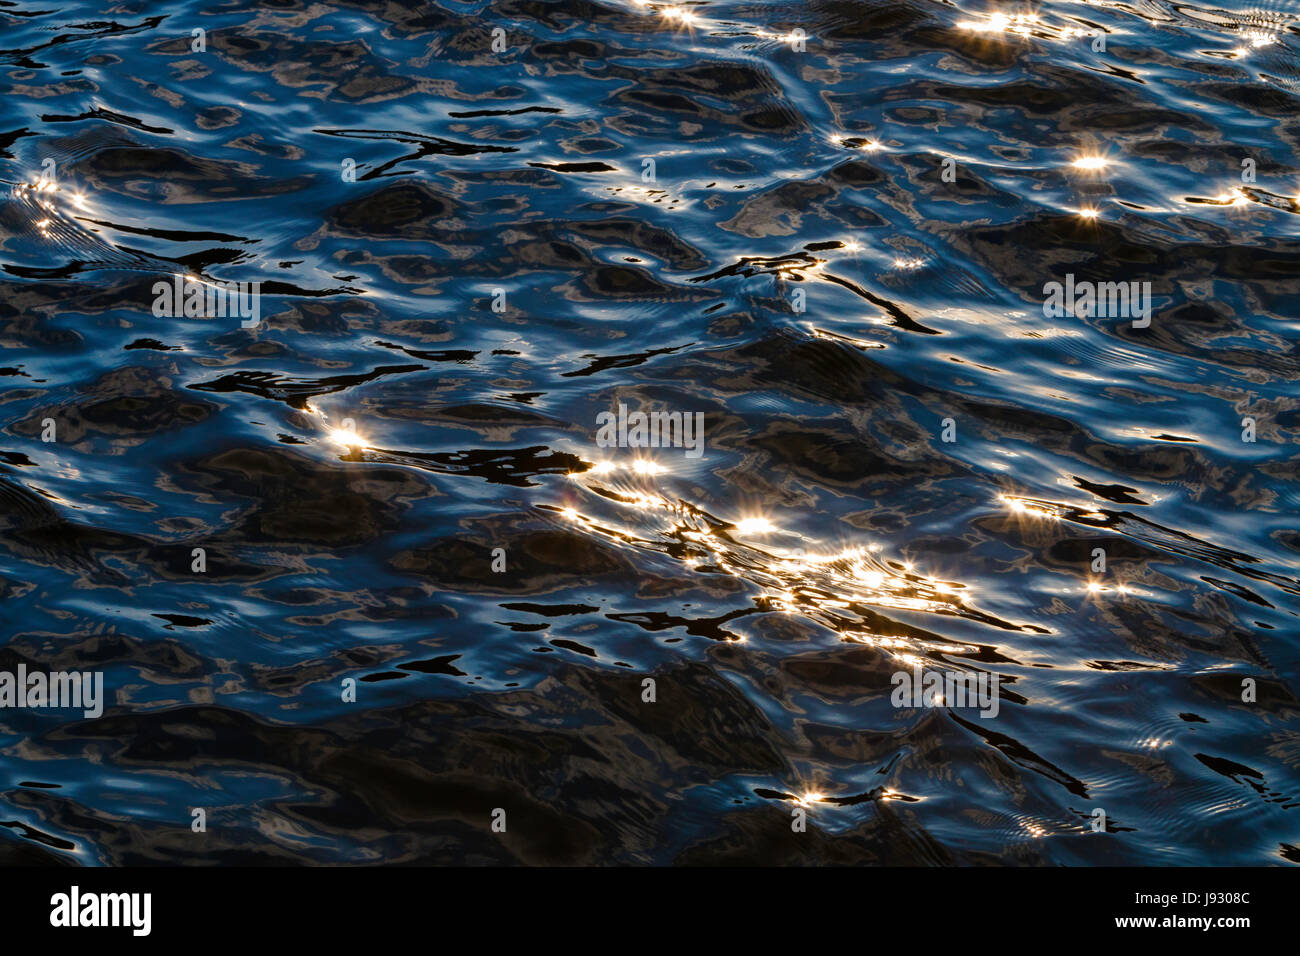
[1071, 155, 1110, 171]
[957, 11, 1038, 35]
[1000, 495, 1060, 519]
[858, 569, 885, 588]
[1214, 188, 1248, 208]
[660, 5, 698, 25]
[328, 425, 365, 447]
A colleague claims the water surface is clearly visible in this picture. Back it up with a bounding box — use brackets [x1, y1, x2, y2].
[1, 0, 1299, 865]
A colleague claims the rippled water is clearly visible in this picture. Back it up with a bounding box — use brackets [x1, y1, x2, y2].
[1, 0, 1298, 866]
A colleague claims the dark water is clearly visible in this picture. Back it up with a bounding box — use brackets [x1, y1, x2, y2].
[0, 0, 1298, 866]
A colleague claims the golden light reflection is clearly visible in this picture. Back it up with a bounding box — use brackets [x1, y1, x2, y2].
[328, 424, 365, 447]
[1000, 494, 1060, 520]
[1086, 580, 1134, 598]
[1071, 155, 1111, 172]
[660, 5, 699, 26]
[1212, 188, 1249, 209]
[957, 11, 1038, 35]
[857, 568, 885, 589]
[998, 498, 1160, 600]
[570, 457, 674, 479]
[15, 178, 97, 231]
[830, 134, 886, 154]
[168, 270, 236, 294]
[604, 183, 685, 209]
[306, 403, 369, 452]
[623, 491, 663, 510]
[550, 463, 1037, 646]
